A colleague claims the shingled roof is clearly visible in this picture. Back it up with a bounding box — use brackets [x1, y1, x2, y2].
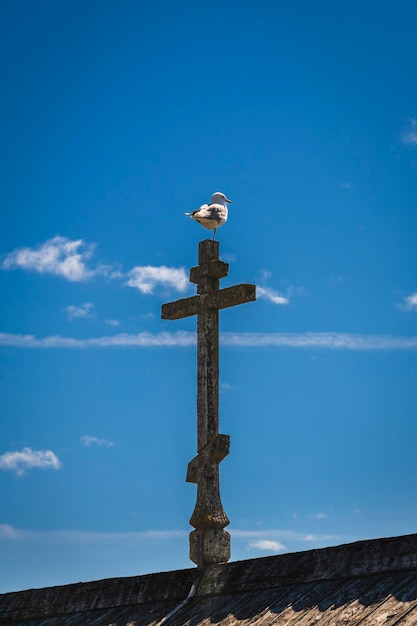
[1, 533, 417, 625]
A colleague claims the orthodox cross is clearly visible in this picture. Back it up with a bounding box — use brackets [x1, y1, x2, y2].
[161, 240, 256, 569]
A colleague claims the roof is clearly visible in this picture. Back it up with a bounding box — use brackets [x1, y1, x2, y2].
[1, 533, 417, 625]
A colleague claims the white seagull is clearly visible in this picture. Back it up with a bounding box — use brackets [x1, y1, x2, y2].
[185, 192, 232, 240]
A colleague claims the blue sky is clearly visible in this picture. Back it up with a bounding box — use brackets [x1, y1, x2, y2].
[1, 0, 417, 593]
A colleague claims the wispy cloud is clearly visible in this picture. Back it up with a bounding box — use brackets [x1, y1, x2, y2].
[65, 303, 95, 320]
[230, 528, 338, 541]
[0, 525, 186, 544]
[1, 236, 189, 295]
[302, 533, 345, 542]
[126, 266, 189, 294]
[0, 236, 218, 298]
[402, 118, 417, 146]
[248, 539, 287, 553]
[0, 524, 19, 538]
[1, 331, 417, 351]
[257, 272, 303, 305]
[220, 382, 236, 391]
[310, 512, 328, 519]
[0, 523, 350, 563]
[2, 236, 98, 282]
[0, 447, 62, 477]
[105, 319, 120, 327]
[0, 524, 342, 549]
[0, 331, 195, 348]
[340, 182, 353, 190]
[257, 286, 289, 305]
[231, 527, 342, 554]
[222, 332, 417, 350]
[400, 293, 417, 311]
[80, 435, 114, 448]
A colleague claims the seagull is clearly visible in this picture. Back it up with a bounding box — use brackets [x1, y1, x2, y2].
[185, 192, 232, 240]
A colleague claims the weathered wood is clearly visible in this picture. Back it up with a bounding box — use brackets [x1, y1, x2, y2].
[197, 307, 218, 451]
[161, 239, 256, 569]
[197, 241, 220, 294]
[189, 259, 229, 285]
[161, 284, 256, 320]
[186, 435, 230, 484]
[198, 239, 219, 265]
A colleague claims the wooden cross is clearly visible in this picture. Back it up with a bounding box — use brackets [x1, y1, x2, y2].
[161, 240, 256, 569]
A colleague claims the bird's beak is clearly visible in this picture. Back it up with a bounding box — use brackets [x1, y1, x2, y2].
[226, 198, 232, 203]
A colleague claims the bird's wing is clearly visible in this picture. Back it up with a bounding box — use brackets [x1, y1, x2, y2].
[207, 203, 227, 222]
[196, 203, 227, 222]
[190, 203, 209, 217]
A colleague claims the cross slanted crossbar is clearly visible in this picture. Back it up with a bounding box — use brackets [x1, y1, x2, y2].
[161, 240, 256, 569]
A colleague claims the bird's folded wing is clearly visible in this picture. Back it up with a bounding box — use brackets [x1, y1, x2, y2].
[196, 204, 227, 222]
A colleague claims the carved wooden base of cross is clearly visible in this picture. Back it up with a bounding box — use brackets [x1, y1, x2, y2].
[186, 433, 231, 566]
[161, 239, 256, 569]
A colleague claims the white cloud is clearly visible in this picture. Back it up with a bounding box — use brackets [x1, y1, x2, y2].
[1, 331, 417, 351]
[340, 182, 353, 190]
[222, 332, 417, 350]
[257, 275, 303, 305]
[65, 303, 95, 320]
[220, 382, 235, 391]
[0, 524, 19, 539]
[2, 236, 98, 282]
[402, 118, 417, 146]
[126, 265, 189, 294]
[260, 269, 272, 281]
[249, 539, 287, 552]
[0, 524, 336, 548]
[230, 529, 340, 542]
[257, 286, 289, 305]
[1, 237, 189, 298]
[80, 435, 114, 448]
[401, 293, 417, 311]
[310, 512, 328, 519]
[0, 525, 186, 544]
[0, 331, 195, 348]
[0, 447, 62, 477]
[105, 319, 120, 327]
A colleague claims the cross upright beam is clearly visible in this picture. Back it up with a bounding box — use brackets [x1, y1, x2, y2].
[161, 240, 256, 569]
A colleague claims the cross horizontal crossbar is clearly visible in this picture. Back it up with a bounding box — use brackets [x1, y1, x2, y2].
[161, 283, 256, 321]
